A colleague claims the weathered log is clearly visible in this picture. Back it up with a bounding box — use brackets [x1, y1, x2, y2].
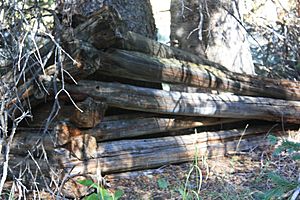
[61, 124, 297, 161]
[61, 6, 124, 50]
[56, 117, 239, 146]
[57, 134, 269, 174]
[69, 97, 107, 128]
[65, 80, 300, 123]
[7, 126, 281, 175]
[62, 41, 103, 81]
[0, 40, 55, 114]
[0, 132, 270, 197]
[92, 48, 300, 100]
[64, 6, 225, 70]
[63, 7, 300, 100]
[11, 115, 239, 154]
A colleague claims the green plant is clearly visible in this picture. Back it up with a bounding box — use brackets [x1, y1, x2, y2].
[258, 135, 300, 199]
[268, 135, 300, 159]
[178, 147, 203, 200]
[77, 179, 123, 200]
[258, 173, 299, 200]
[157, 178, 169, 190]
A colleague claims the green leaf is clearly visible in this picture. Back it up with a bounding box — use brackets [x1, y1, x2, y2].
[157, 178, 169, 190]
[77, 179, 99, 190]
[113, 190, 124, 200]
[268, 172, 291, 186]
[267, 135, 278, 145]
[282, 140, 300, 152]
[178, 187, 185, 196]
[267, 172, 298, 192]
[98, 187, 112, 200]
[84, 193, 100, 200]
[262, 188, 284, 200]
[272, 146, 284, 156]
[295, 63, 300, 70]
[78, 179, 95, 187]
[292, 154, 300, 160]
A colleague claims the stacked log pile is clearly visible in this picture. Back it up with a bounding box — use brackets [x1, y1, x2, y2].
[1, 6, 300, 197]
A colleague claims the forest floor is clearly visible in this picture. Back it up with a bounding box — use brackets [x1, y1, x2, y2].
[106, 136, 299, 200]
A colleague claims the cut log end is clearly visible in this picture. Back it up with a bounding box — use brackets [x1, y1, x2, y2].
[69, 134, 98, 160]
[55, 122, 83, 145]
[70, 97, 107, 128]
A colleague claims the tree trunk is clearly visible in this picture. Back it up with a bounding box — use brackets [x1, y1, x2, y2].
[170, 0, 255, 74]
[56, 0, 156, 38]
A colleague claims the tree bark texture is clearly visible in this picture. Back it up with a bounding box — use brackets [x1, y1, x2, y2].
[57, 0, 156, 38]
[170, 0, 255, 74]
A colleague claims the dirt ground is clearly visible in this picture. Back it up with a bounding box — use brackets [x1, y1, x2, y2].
[105, 145, 299, 200]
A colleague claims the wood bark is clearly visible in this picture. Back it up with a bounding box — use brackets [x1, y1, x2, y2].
[60, 124, 294, 161]
[170, 0, 255, 74]
[11, 115, 239, 154]
[63, 7, 300, 100]
[65, 9, 300, 100]
[64, 7, 223, 69]
[6, 125, 288, 175]
[69, 97, 107, 128]
[56, 135, 269, 174]
[65, 80, 300, 123]
[95, 48, 300, 100]
[56, 117, 239, 145]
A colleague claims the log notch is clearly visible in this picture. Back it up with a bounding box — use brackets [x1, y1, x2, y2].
[69, 97, 107, 128]
[65, 80, 300, 123]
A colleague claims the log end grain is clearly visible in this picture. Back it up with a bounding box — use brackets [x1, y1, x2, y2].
[55, 122, 83, 146]
[69, 134, 98, 160]
[70, 97, 107, 128]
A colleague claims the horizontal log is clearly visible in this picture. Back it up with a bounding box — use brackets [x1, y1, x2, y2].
[93, 48, 300, 100]
[0, 41, 55, 114]
[64, 6, 227, 71]
[7, 124, 295, 175]
[62, 41, 102, 81]
[57, 134, 269, 174]
[64, 7, 300, 100]
[7, 126, 276, 175]
[62, 124, 298, 161]
[3, 126, 279, 197]
[11, 115, 238, 154]
[65, 80, 300, 123]
[56, 117, 239, 146]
